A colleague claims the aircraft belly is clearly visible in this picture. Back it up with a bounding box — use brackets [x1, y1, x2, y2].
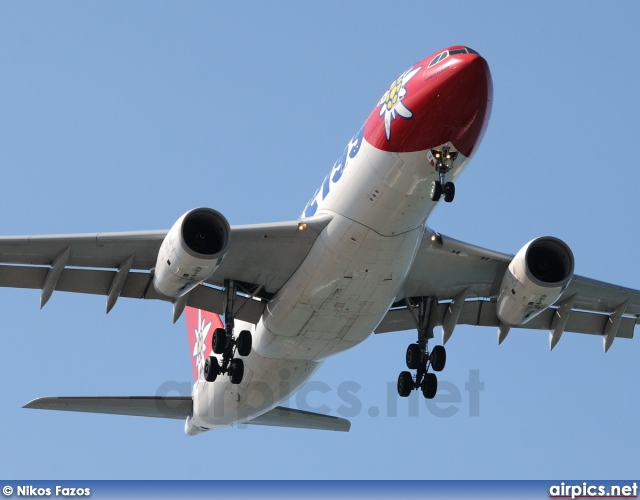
[253, 213, 423, 361]
[188, 351, 321, 430]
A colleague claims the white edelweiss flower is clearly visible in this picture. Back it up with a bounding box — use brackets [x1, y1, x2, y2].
[193, 309, 212, 373]
[377, 65, 422, 140]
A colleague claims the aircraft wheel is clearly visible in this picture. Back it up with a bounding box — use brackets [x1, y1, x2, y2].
[229, 358, 244, 385]
[430, 345, 446, 372]
[212, 328, 227, 354]
[422, 373, 438, 399]
[444, 182, 455, 202]
[236, 330, 252, 357]
[204, 356, 220, 382]
[405, 343, 421, 370]
[397, 371, 414, 398]
[430, 181, 442, 201]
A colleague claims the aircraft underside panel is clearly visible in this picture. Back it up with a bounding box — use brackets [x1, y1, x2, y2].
[254, 214, 424, 361]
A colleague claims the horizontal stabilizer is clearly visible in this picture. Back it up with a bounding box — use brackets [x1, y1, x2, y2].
[247, 406, 351, 432]
[24, 397, 351, 432]
[23, 396, 192, 420]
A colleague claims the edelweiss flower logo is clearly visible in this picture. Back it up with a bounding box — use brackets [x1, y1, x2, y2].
[377, 65, 422, 140]
[193, 309, 212, 375]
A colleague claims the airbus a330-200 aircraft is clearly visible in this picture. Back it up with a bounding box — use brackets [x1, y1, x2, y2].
[10, 46, 640, 434]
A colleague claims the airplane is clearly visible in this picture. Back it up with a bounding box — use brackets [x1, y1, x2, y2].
[8, 45, 640, 434]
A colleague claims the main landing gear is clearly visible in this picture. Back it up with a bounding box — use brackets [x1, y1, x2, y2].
[430, 146, 458, 203]
[203, 279, 252, 385]
[397, 297, 446, 399]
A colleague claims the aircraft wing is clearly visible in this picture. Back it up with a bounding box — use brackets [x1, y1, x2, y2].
[0, 214, 332, 323]
[377, 231, 640, 349]
[23, 397, 351, 432]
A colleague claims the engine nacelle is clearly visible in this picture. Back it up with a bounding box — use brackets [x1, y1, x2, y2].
[496, 236, 574, 326]
[153, 208, 230, 300]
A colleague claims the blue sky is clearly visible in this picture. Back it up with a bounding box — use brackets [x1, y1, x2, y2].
[1, 1, 639, 480]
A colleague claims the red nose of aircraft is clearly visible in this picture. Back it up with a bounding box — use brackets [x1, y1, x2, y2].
[363, 46, 493, 158]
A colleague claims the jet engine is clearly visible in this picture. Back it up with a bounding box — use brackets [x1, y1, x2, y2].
[153, 208, 230, 299]
[496, 236, 574, 326]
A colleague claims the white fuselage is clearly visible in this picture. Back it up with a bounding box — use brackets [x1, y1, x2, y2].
[186, 131, 470, 434]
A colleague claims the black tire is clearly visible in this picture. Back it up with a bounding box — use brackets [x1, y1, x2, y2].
[422, 373, 437, 399]
[204, 356, 219, 383]
[229, 358, 244, 385]
[397, 371, 414, 397]
[212, 328, 227, 354]
[444, 182, 455, 203]
[405, 343, 421, 370]
[430, 345, 446, 372]
[430, 181, 442, 201]
[236, 330, 252, 357]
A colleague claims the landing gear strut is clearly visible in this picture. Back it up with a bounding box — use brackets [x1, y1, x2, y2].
[397, 296, 446, 399]
[429, 146, 458, 203]
[204, 279, 253, 385]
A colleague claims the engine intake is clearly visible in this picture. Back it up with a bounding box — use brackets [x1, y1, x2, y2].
[153, 208, 230, 299]
[181, 210, 227, 256]
[496, 236, 574, 326]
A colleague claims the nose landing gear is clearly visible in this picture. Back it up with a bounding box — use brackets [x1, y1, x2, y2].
[429, 146, 458, 203]
[204, 279, 253, 385]
[397, 297, 447, 399]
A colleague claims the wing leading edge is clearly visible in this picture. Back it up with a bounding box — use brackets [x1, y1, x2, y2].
[380, 230, 640, 350]
[0, 214, 332, 323]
